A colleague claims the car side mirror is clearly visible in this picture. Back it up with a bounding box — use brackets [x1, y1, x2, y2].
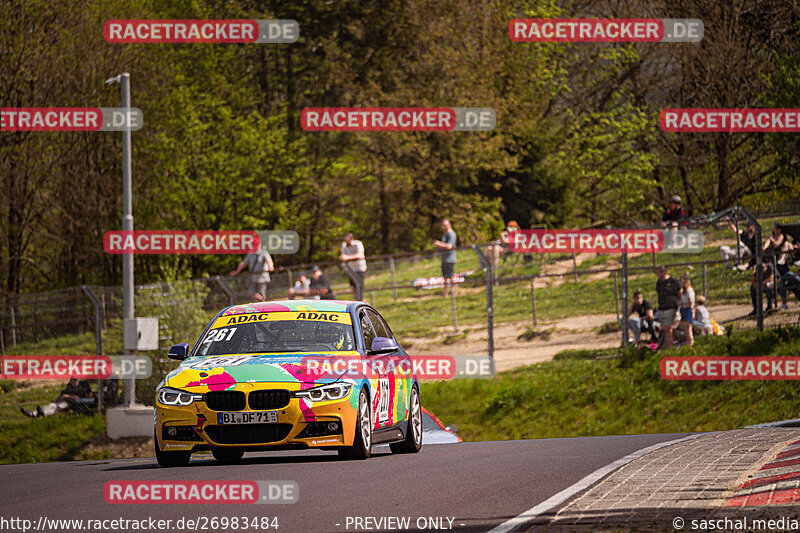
[168, 343, 189, 361]
[367, 336, 398, 355]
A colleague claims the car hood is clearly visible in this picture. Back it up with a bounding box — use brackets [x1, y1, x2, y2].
[162, 352, 361, 390]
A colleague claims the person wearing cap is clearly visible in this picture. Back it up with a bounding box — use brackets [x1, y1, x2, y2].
[308, 266, 336, 300]
[231, 244, 274, 301]
[340, 233, 367, 301]
[661, 195, 688, 228]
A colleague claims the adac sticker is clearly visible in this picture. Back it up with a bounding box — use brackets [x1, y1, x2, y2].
[211, 311, 351, 329]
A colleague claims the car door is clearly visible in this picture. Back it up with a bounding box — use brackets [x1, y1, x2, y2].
[357, 308, 392, 429]
[365, 308, 408, 428]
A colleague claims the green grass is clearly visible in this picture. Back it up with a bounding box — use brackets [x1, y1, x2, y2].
[421, 326, 800, 441]
[0, 381, 106, 464]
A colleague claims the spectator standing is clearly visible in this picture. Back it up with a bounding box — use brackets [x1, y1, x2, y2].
[660, 195, 688, 228]
[231, 245, 274, 301]
[340, 233, 367, 301]
[434, 219, 457, 297]
[623, 290, 655, 344]
[748, 262, 775, 316]
[678, 273, 695, 347]
[763, 224, 786, 260]
[655, 266, 681, 349]
[776, 240, 800, 309]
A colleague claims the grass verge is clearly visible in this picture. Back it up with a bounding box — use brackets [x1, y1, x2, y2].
[421, 326, 800, 441]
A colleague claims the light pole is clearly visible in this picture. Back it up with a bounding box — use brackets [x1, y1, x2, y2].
[106, 72, 136, 406]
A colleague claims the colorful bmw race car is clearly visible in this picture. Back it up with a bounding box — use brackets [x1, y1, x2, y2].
[154, 299, 422, 466]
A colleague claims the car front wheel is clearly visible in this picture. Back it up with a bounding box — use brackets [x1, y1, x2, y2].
[390, 386, 422, 454]
[338, 388, 372, 460]
[212, 448, 244, 464]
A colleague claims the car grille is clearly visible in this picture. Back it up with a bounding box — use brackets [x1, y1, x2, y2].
[205, 424, 293, 445]
[204, 391, 246, 411]
[249, 390, 291, 410]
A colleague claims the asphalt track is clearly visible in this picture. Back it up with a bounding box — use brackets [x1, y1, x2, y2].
[0, 432, 689, 533]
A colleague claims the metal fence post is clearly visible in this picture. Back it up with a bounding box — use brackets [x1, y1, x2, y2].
[82, 286, 105, 412]
[9, 305, 16, 346]
[735, 219, 741, 265]
[389, 257, 398, 301]
[530, 277, 537, 327]
[702, 263, 707, 299]
[215, 276, 236, 306]
[572, 252, 578, 282]
[472, 245, 493, 358]
[621, 254, 629, 347]
[614, 270, 620, 326]
[773, 254, 779, 308]
[450, 287, 458, 332]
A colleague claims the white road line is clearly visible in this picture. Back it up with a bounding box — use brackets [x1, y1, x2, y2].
[488, 433, 707, 533]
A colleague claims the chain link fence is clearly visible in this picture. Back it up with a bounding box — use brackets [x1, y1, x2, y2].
[3, 210, 800, 404]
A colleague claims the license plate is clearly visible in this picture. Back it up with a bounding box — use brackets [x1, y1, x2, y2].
[216, 411, 278, 425]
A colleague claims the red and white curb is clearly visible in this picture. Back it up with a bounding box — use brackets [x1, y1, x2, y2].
[726, 439, 800, 507]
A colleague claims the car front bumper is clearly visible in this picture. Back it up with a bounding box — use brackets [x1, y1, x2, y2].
[155, 382, 358, 452]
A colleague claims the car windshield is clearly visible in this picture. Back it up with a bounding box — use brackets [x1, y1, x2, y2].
[195, 319, 357, 356]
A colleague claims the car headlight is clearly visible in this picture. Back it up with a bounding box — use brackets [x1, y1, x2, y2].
[157, 387, 204, 406]
[294, 383, 352, 402]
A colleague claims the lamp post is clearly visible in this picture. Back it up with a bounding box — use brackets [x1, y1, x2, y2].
[106, 72, 136, 406]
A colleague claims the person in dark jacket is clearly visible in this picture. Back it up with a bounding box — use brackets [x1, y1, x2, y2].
[21, 378, 94, 417]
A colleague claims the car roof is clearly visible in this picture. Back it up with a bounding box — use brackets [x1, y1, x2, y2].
[218, 299, 357, 317]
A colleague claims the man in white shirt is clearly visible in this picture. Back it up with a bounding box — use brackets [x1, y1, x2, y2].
[230, 246, 274, 301]
[340, 233, 367, 301]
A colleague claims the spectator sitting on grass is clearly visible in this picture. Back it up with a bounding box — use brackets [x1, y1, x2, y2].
[694, 295, 714, 336]
[488, 220, 519, 270]
[623, 290, 655, 344]
[21, 378, 94, 418]
[308, 266, 336, 300]
[720, 219, 756, 270]
[287, 273, 310, 299]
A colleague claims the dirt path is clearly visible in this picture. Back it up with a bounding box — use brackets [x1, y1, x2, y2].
[407, 312, 623, 372]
